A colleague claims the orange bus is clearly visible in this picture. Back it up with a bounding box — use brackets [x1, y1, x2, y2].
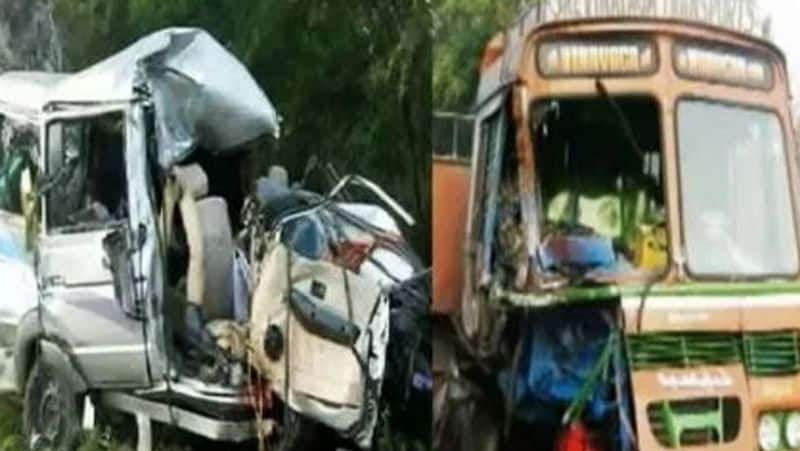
[434, 4, 800, 450]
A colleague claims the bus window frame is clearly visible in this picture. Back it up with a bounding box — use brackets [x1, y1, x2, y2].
[671, 38, 775, 91]
[526, 93, 672, 285]
[672, 95, 800, 281]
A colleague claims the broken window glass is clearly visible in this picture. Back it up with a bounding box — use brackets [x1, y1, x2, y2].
[532, 97, 667, 280]
[46, 112, 127, 232]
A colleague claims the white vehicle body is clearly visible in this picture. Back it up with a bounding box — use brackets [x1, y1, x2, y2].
[0, 28, 423, 450]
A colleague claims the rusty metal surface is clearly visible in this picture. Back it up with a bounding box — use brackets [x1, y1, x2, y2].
[622, 296, 742, 333]
[441, 15, 800, 451]
[518, 24, 797, 287]
[630, 365, 755, 450]
[432, 157, 470, 314]
[748, 374, 800, 412]
[476, 17, 788, 107]
[463, 20, 799, 307]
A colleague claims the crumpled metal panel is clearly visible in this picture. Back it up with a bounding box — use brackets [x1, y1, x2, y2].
[47, 27, 280, 168]
[247, 200, 417, 448]
[0, 72, 68, 114]
[249, 243, 388, 448]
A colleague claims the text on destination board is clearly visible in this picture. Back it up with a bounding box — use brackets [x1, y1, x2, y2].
[538, 40, 656, 76]
[674, 42, 772, 89]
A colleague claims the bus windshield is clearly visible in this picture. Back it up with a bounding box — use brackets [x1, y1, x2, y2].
[532, 96, 667, 282]
[677, 100, 798, 277]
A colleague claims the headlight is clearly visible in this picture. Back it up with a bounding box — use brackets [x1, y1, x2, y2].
[759, 414, 782, 451]
[785, 411, 800, 449]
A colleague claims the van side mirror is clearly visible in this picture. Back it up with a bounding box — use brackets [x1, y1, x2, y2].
[102, 226, 144, 319]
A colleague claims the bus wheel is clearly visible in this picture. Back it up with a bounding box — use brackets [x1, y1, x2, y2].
[23, 358, 82, 451]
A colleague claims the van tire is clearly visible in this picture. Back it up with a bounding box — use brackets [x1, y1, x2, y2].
[22, 358, 82, 451]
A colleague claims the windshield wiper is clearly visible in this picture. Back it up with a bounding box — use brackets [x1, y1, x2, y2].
[595, 79, 645, 159]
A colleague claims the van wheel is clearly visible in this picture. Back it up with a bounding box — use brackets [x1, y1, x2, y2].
[23, 359, 82, 451]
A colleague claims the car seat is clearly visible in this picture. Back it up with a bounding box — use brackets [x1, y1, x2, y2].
[171, 164, 235, 320]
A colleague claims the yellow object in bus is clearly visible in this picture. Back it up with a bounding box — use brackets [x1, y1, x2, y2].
[633, 224, 667, 270]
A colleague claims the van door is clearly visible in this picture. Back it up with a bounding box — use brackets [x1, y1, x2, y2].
[37, 107, 150, 388]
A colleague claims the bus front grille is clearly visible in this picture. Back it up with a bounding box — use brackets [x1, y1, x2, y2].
[628, 333, 741, 370]
[743, 331, 800, 376]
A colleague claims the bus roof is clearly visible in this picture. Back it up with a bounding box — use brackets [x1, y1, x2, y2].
[473, 16, 787, 110]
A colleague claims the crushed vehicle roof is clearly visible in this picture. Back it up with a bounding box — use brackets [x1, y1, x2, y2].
[0, 71, 69, 115]
[0, 27, 280, 167]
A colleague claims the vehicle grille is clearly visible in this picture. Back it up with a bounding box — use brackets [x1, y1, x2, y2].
[647, 397, 740, 448]
[743, 331, 800, 376]
[628, 333, 741, 370]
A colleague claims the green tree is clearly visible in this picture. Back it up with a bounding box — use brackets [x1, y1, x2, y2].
[432, 0, 520, 111]
[51, 0, 432, 261]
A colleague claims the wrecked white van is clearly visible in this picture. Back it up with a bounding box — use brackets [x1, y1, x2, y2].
[0, 27, 428, 451]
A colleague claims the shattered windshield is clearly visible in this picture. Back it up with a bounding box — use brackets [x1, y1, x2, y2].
[532, 97, 667, 281]
[677, 100, 798, 276]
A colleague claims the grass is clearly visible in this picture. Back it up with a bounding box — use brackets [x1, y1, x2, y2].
[0, 397, 23, 451]
[0, 395, 199, 451]
[0, 396, 428, 451]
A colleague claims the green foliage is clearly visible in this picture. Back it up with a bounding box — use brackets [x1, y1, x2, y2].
[0, 398, 21, 451]
[51, 0, 432, 261]
[0, 397, 230, 450]
[432, 0, 521, 111]
[76, 430, 123, 451]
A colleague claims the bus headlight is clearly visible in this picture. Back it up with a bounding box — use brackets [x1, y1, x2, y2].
[760, 414, 782, 450]
[785, 412, 800, 449]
